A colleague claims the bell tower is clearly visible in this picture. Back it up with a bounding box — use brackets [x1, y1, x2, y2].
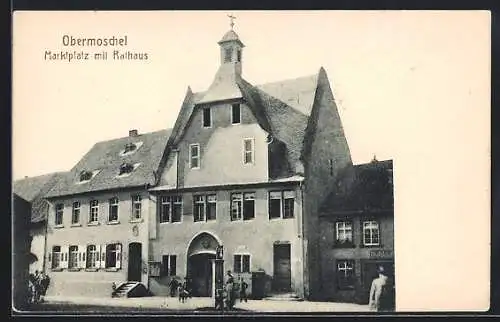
[217, 14, 244, 76]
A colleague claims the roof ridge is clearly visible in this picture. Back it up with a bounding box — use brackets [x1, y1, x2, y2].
[93, 128, 172, 145]
[254, 72, 320, 88]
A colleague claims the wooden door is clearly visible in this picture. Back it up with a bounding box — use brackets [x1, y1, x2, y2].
[273, 244, 291, 292]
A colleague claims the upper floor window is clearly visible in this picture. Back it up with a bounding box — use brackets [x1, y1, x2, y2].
[224, 47, 232, 63]
[161, 255, 177, 276]
[159, 196, 182, 223]
[234, 254, 251, 273]
[337, 260, 355, 290]
[190, 144, 200, 169]
[89, 200, 99, 223]
[243, 138, 254, 164]
[72, 201, 81, 224]
[51, 246, 61, 269]
[55, 204, 64, 226]
[202, 107, 211, 127]
[232, 104, 241, 124]
[236, 49, 242, 62]
[109, 197, 119, 222]
[269, 190, 295, 219]
[86, 245, 98, 269]
[363, 220, 380, 246]
[132, 195, 142, 220]
[193, 194, 217, 222]
[335, 221, 353, 246]
[231, 192, 255, 221]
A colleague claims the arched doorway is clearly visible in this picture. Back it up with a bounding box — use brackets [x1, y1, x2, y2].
[186, 232, 220, 297]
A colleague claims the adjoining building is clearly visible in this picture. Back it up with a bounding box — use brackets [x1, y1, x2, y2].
[13, 193, 32, 310]
[13, 172, 66, 273]
[43, 129, 170, 297]
[317, 158, 394, 304]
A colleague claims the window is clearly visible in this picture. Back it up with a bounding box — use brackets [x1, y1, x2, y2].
[69, 245, 78, 269]
[124, 143, 137, 153]
[161, 255, 177, 276]
[243, 139, 254, 164]
[55, 204, 64, 226]
[237, 49, 242, 62]
[109, 197, 119, 222]
[119, 163, 134, 175]
[224, 47, 232, 63]
[231, 192, 255, 221]
[337, 260, 355, 290]
[159, 196, 182, 223]
[207, 195, 217, 221]
[269, 191, 295, 219]
[234, 254, 250, 273]
[86, 245, 98, 269]
[232, 104, 241, 124]
[105, 243, 122, 269]
[363, 221, 380, 246]
[132, 195, 142, 220]
[72, 201, 80, 224]
[202, 107, 211, 127]
[194, 195, 205, 222]
[193, 194, 217, 222]
[51, 246, 61, 269]
[79, 170, 93, 182]
[89, 200, 99, 223]
[190, 144, 200, 169]
[335, 221, 353, 245]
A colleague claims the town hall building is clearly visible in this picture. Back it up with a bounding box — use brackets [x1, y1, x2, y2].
[25, 21, 393, 303]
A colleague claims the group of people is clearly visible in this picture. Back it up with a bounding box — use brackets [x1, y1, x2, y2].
[222, 270, 248, 310]
[28, 270, 50, 304]
[167, 277, 193, 303]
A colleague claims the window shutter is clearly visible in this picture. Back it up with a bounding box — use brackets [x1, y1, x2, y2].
[100, 244, 107, 269]
[78, 245, 85, 269]
[95, 245, 101, 268]
[115, 244, 122, 269]
[61, 245, 69, 269]
[48, 251, 52, 263]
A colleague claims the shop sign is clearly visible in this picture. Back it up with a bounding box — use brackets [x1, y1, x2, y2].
[369, 250, 393, 259]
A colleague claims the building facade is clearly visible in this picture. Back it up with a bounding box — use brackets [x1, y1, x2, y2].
[33, 25, 360, 300]
[318, 159, 394, 304]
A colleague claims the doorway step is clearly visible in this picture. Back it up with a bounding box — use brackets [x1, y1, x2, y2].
[113, 282, 151, 298]
[263, 292, 303, 301]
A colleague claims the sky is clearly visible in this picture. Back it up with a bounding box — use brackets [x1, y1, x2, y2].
[11, 9, 477, 180]
[12, 11, 490, 311]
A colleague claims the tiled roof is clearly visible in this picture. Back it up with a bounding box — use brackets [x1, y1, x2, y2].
[218, 30, 244, 46]
[45, 129, 172, 198]
[320, 159, 394, 214]
[13, 172, 66, 222]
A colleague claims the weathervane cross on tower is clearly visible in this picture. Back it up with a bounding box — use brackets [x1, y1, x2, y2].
[228, 14, 236, 30]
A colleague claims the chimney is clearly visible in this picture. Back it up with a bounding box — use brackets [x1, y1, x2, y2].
[129, 129, 138, 137]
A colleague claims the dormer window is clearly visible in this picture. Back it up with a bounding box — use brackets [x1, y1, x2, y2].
[124, 143, 137, 153]
[119, 163, 134, 175]
[224, 48, 232, 63]
[119, 141, 143, 156]
[80, 170, 93, 182]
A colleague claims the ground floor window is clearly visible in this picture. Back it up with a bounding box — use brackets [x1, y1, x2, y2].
[161, 255, 177, 276]
[337, 260, 355, 290]
[68, 245, 79, 269]
[51, 245, 61, 269]
[86, 245, 98, 268]
[234, 254, 251, 273]
[105, 243, 122, 269]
